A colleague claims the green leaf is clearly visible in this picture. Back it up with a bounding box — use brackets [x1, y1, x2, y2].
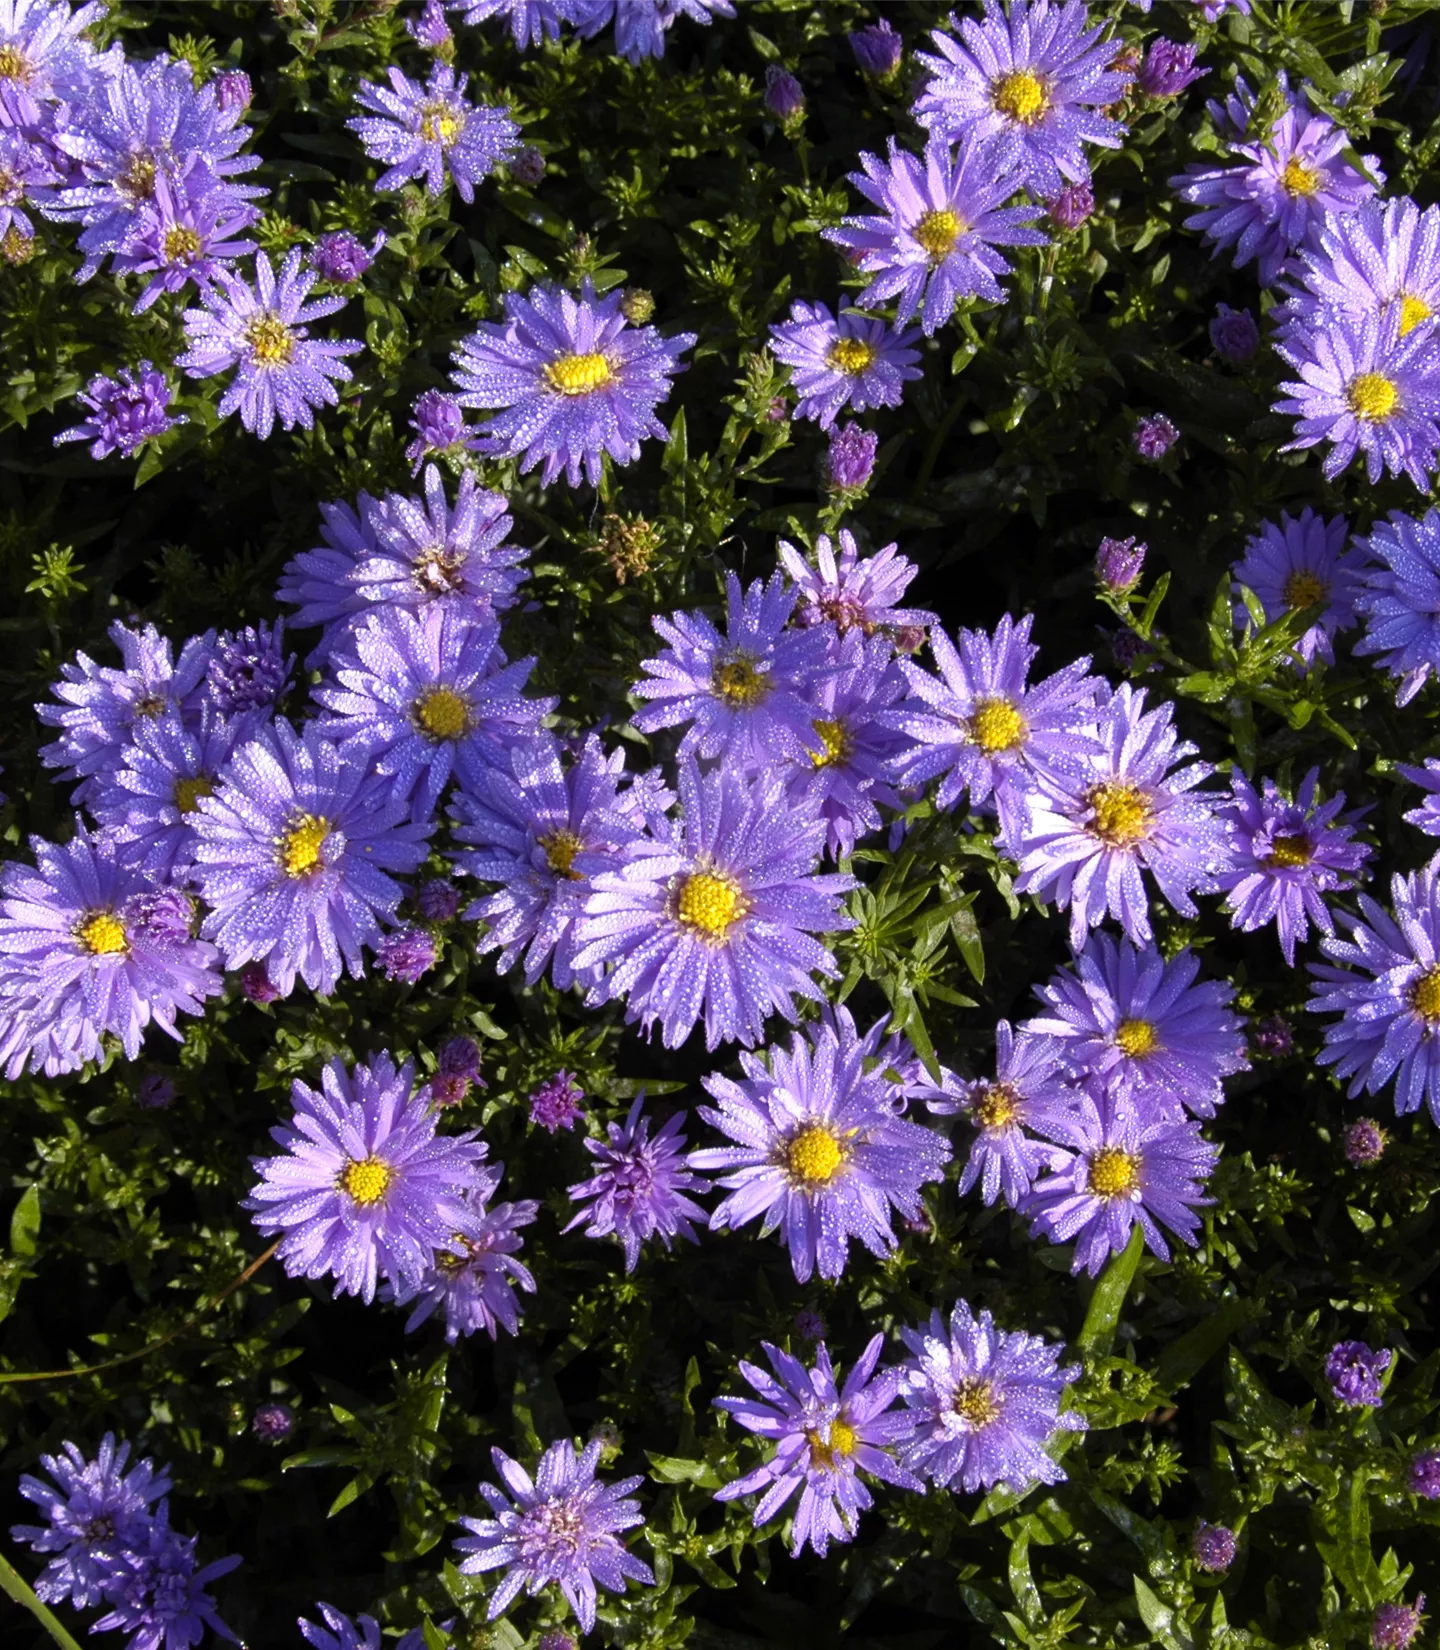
[9, 1186, 39, 1258]
[644, 1453, 723, 1489]
[1154, 1298, 1253, 1394]
[1133, 1575, 1194, 1650]
[1077, 1223, 1144, 1358]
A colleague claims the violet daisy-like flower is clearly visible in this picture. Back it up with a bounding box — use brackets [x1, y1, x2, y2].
[530, 1069, 585, 1132]
[888, 613, 1103, 849]
[400, 1167, 538, 1342]
[689, 1008, 951, 1283]
[448, 0, 579, 50]
[308, 228, 383, 284]
[895, 1299, 1086, 1494]
[0, 824, 222, 1080]
[0, 0, 120, 107]
[452, 732, 649, 991]
[714, 1336, 920, 1557]
[1230, 508, 1363, 669]
[912, 0, 1132, 195]
[11, 1434, 171, 1609]
[348, 62, 517, 202]
[189, 718, 431, 997]
[0, 120, 58, 243]
[1279, 196, 1440, 346]
[767, 299, 922, 429]
[313, 605, 550, 819]
[631, 570, 831, 767]
[1171, 77, 1380, 287]
[246, 1051, 488, 1303]
[1215, 768, 1372, 965]
[1024, 933, 1248, 1118]
[451, 277, 696, 487]
[778, 529, 934, 639]
[300, 1603, 426, 1650]
[1408, 1448, 1440, 1500]
[1275, 307, 1440, 491]
[1354, 508, 1440, 703]
[912, 1021, 1072, 1208]
[1326, 1339, 1392, 1408]
[53, 361, 185, 461]
[576, 0, 735, 66]
[88, 1506, 240, 1650]
[178, 249, 362, 439]
[1013, 682, 1225, 949]
[1023, 1083, 1219, 1274]
[824, 138, 1046, 335]
[1309, 856, 1440, 1125]
[204, 618, 293, 720]
[573, 759, 856, 1050]
[564, 1097, 710, 1271]
[110, 168, 260, 314]
[404, 388, 483, 474]
[1400, 758, 1440, 837]
[453, 1439, 654, 1632]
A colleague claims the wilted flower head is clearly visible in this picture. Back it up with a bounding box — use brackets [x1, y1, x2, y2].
[1372, 1597, 1426, 1650]
[1133, 413, 1178, 459]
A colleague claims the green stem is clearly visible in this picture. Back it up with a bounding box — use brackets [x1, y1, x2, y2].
[0, 1548, 86, 1650]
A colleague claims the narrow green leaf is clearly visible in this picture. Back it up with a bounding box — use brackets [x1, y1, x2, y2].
[1077, 1224, 1145, 1358]
[9, 1186, 39, 1258]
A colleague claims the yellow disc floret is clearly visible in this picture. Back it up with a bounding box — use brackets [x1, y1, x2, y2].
[543, 351, 613, 396]
[951, 1376, 1001, 1428]
[419, 101, 461, 146]
[246, 312, 296, 368]
[414, 686, 470, 741]
[118, 150, 157, 202]
[1085, 780, 1154, 847]
[1398, 293, 1434, 337]
[1410, 965, 1440, 1022]
[1087, 1146, 1143, 1200]
[911, 207, 963, 261]
[1347, 372, 1398, 423]
[339, 1155, 392, 1206]
[1280, 156, 1319, 197]
[1264, 832, 1313, 869]
[712, 653, 769, 708]
[174, 775, 215, 815]
[675, 870, 748, 940]
[539, 827, 586, 879]
[1114, 1018, 1159, 1058]
[809, 718, 851, 769]
[163, 225, 202, 263]
[992, 69, 1049, 125]
[787, 1124, 845, 1186]
[827, 336, 878, 375]
[805, 1418, 858, 1468]
[77, 912, 128, 956]
[969, 697, 1028, 754]
[972, 1082, 1020, 1131]
[1282, 569, 1328, 610]
[0, 44, 32, 83]
[279, 814, 331, 878]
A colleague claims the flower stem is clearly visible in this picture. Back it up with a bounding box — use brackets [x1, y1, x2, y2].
[0, 1548, 86, 1650]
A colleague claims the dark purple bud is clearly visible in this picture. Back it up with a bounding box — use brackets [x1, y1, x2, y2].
[416, 877, 462, 922]
[1408, 1448, 1440, 1500]
[54, 362, 183, 460]
[136, 1074, 177, 1110]
[1344, 1118, 1387, 1166]
[1192, 1521, 1236, 1573]
[1209, 302, 1260, 364]
[208, 620, 293, 716]
[538, 1634, 578, 1650]
[794, 1308, 826, 1342]
[1326, 1339, 1392, 1408]
[1096, 535, 1146, 592]
[1251, 1014, 1293, 1058]
[239, 961, 282, 1004]
[309, 230, 380, 284]
[411, 389, 466, 449]
[509, 144, 546, 186]
[214, 68, 252, 113]
[529, 1070, 585, 1133]
[251, 1402, 296, 1443]
[893, 624, 927, 655]
[1133, 413, 1179, 459]
[376, 926, 438, 984]
[849, 17, 903, 76]
[1110, 628, 1155, 670]
[1137, 38, 1207, 98]
[1047, 180, 1094, 230]
[826, 420, 877, 494]
[438, 1036, 482, 1083]
[1372, 1598, 1427, 1650]
[764, 64, 805, 123]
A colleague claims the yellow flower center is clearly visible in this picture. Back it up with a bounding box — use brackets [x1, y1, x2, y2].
[911, 207, 963, 260]
[0, 223, 34, 265]
[1264, 832, 1313, 869]
[675, 870, 748, 940]
[1347, 371, 1398, 423]
[809, 717, 851, 769]
[0, 44, 32, 82]
[1282, 569, 1328, 610]
[339, 1155, 392, 1206]
[712, 653, 769, 708]
[972, 1082, 1020, 1131]
[1398, 293, 1433, 337]
[163, 225, 202, 263]
[827, 336, 877, 375]
[1085, 780, 1154, 847]
[174, 775, 214, 815]
[952, 1376, 1001, 1428]
[970, 697, 1028, 754]
[419, 100, 461, 146]
[279, 814, 331, 878]
[1410, 965, 1440, 1022]
[245, 312, 296, 368]
[134, 694, 167, 720]
[542, 351, 612, 396]
[1114, 1018, 1158, 1058]
[412, 543, 465, 593]
[1088, 1146, 1143, 1200]
[77, 912, 128, 956]
[118, 150, 157, 202]
[787, 1124, 845, 1186]
[1280, 156, 1319, 196]
[414, 686, 470, 741]
[805, 1418, 858, 1467]
[992, 68, 1049, 125]
[539, 827, 586, 879]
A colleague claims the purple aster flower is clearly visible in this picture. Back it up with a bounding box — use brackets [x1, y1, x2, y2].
[408, 0, 453, 47]
[401, 1168, 538, 1340]
[912, 0, 1131, 195]
[764, 64, 804, 124]
[1194, 0, 1250, 16]
[714, 1336, 920, 1557]
[203, 618, 293, 719]
[910, 1020, 1071, 1208]
[417, 877, 462, 921]
[1138, 38, 1205, 98]
[178, 249, 362, 440]
[573, 759, 856, 1050]
[0, 121, 58, 242]
[0, 0, 120, 107]
[1215, 768, 1372, 964]
[1275, 308, 1440, 491]
[564, 1097, 710, 1271]
[632, 571, 831, 767]
[888, 612, 1103, 849]
[404, 388, 483, 473]
[245, 1051, 488, 1303]
[1133, 412, 1178, 459]
[213, 69, 251, 114]
[1309, 856, 1440, 1124]
[348, 63, 517, 202]
[850, 17, 902, 77]
[824, 138, 1046, 335]
[277, 468, 527, 666]
[109, 168, 260, 313]
[54, 361, 184, 460]
[189, 718, 431, 997]
[451, 277, 696, 487]
[1373, 1598, 1426, 1650]
[689, 1008, 951, 1283]
[137, 1073, 176, 1109]
[1326, 1339, 1392, 1408]
[376, 925, 440, 982]
[1409, 1449, 1440, 1500]
[88, 1506, 240, 1650]
[1344, 1118, 1387, 1166]
[453, 1439, 654, 1633]
[250, 1403, 295, 1444]
[895, 1299, 1086, 1493]
[1025, 933, 1248, 1119]
[11, 1434, 171, 1609]
[0, 824, 222, 1080]
[1171, 78, 1381, 286]
[309, 228, 383, 283]
[448, 0, 578, 49]
[300, 1602, 425, 1650]
[313, 604, 549, 819]
[452, 732, 651, 991]
[825, 422, 877, 496]
[1192, 1521, 1236, 1573]
[1023, 1082, 1219, 1274]
[1013, 683, 1226, 950]
[1096, 536, 1145, 593]
[1279, 198, 1440, 345]
[1047, 179, 1093, 230]
[1354, 509, 1440, 702]
[1231, 508, 1362, 669]
[767, 300, 922, 430]
[1399, 757, 1440, 844]
[1210, 302, 1259, 362]
[530, 1070, 585, 1132]
[778, 529, 934, 639]
[576, 0, 735, 67]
